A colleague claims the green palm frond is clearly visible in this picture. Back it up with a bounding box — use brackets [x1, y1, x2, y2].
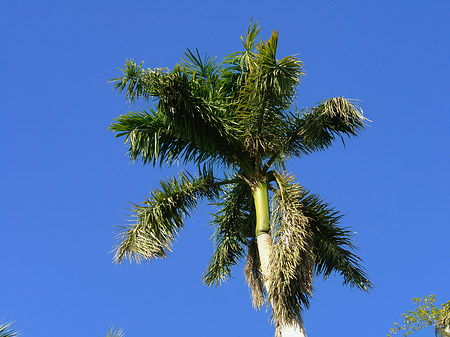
[110, 60, 163, 103]
[110, 65, 251, 169]
[106, 326, 124, 337]
[263, 97, 367, 173]
[220, 20, 261, 95]
[281, 109, 316, 157]
[269, 172, 314, 325]
[152, 68, 237, 162]
[181, 49, 220, 84]
[244, 237, 266, 309]
[298, 189, 372, 291]
[110, 109, 188, 165]
[248, 31, 303, 111]
[114, 170, 221, 263]
[203, 183, 251, 286]
[298, 97, 368, 153]
[263, 98, 367, 172]
[240, 20, 262, 54]
[109, 109, 234, 166]
[233, 29, 304, 159]
[0, 322, 18, 337]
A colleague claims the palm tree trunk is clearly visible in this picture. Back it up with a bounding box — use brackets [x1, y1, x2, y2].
[253, 181, 307, 337]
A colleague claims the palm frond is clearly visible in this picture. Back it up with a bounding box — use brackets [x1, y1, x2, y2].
[220, 19, 261, 89]
[264, 98, 368, 174]
[0, 322, 18, 337]
[109, 60, 164, 103]
[202, 183, 251, 286]
[152, 68, 237, 164]
[109, 109, 232, 166]
[114, 170, 220, 263]
[181, 49, 220, 84]
[110, 60, 251, 169]
[296, 97, 368, 153]
[280, 108, 315, 157]
[250, 31, 303, 111]
[269, 172, 314, 326]
[244, 237, 266, 309]
[106, 326, 124, 337]
[299, 189, 372, 291]
[234, 30, 304, 158]
[240, 19, 262, 53]
[219, 20, 263, 99]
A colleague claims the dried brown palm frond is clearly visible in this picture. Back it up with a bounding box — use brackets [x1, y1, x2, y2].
[269, 172, 314, 326]
[244, 238, 266, 309]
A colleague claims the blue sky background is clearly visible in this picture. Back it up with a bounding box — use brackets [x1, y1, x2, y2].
[2, 1, 449, 336]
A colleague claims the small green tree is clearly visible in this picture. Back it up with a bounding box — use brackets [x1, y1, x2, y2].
[388, 295, 450, 337]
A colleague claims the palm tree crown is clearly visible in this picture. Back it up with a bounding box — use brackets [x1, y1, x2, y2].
[109, 21, 372, 333]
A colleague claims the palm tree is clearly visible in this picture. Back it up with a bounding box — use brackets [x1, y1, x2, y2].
[109, 22, 372, 336]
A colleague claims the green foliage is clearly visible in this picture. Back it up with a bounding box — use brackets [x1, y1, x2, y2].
[388, 295, 450, 337]
[110, 20, 371, 330]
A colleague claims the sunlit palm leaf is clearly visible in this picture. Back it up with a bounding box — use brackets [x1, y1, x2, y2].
[110, 109, 234, 166]
[114, 170, 221, 263]
[181, 49, 220, 84]
[220, 20, 261, 97]
[263, 97, 367, 172]
[270, 172, 314, 326]
[203, 183, 251, 286]
[297, 97, 367, 153]
[110, 60, 161, 103]
[110, 61, 250, 169]
[152, 68, 237, 164]
[298, 189, 372, 290]
[106, 326, 124, 337]
[0, 322, 18, 337]
[239, 31, 303, 111]
[235, 30, 304, 158]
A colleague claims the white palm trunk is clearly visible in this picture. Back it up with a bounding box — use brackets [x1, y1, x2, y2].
[257, 233, 307, 337]
[278, 323, 306, 337]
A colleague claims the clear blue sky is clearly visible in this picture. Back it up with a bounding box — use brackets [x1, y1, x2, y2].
[2, 1, 449, 336]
